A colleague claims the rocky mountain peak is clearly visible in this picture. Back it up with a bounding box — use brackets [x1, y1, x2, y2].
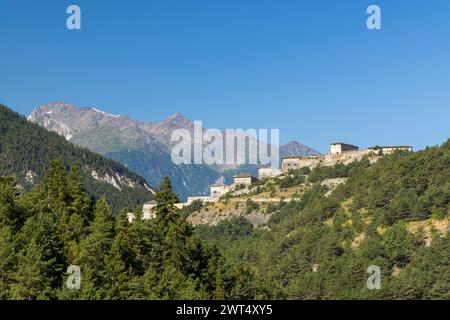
[281, 140, 322, 157]
[29, 102, 321, 199]
[159, 113, 193, 130]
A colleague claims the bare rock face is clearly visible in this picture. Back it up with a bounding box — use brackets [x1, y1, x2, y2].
[28, 102, 134, 134]
[28, 104, 75, 140]
[280, 140, 322, 158]
[187, 201, 272, 228]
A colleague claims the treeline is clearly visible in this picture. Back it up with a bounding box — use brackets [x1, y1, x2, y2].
[0, 160, 258, 300]
[0, 104, 152, 212]
[196, 140, 450, 299]
[344, 142, 450, 225]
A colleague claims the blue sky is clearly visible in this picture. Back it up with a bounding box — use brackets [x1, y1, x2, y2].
[1, 0, 449, 153]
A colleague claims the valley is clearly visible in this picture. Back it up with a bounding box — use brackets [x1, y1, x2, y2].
[28, 102, 320, 200]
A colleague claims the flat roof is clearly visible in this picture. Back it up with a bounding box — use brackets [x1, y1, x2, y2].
[211, 183, 227, 187]
[234, 173, 256, 178]
[330, 142, 359, 148]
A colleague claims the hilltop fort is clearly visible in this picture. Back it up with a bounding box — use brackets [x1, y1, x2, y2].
[280, 142, 412, 173]
[129, 142, 412, 222]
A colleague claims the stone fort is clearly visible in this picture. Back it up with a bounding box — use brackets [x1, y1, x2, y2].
[281, 142, 412, 172]
[130, 141, 412, 222]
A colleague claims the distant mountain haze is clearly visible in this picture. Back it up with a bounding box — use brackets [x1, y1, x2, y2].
[29, 102, 321, 199]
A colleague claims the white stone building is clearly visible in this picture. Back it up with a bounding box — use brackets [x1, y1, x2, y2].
[210, 183, 230, 199]
[258, 166, 283, 179]
[142, 200, 158, 219]
[127, 200, 186, 222]
[233, 173, 258, 186]
[281, 156, 321, 172]
[366, 145, 413, 155]
[330, 142, 359, 155]
[186, 196, 212, 205]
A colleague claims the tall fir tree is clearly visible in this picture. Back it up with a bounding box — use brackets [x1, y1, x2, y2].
[0, 226, 16, 299]
[154, 177, 180, 223]
[0, 176, 23, 231]
[78, 197, 115, 299]
[11, 238, 51, 300]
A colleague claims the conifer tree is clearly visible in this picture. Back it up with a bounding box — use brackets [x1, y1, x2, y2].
[112, 209, 153, 276]
[11, 238, 50, 300]
[15, 211, 65, 298]
[78, 197, 115, 298]
[154, 177, 180, 222]
[0, 176, 23, 231]
[141, 266, 159, 299]
[42, 158, 69, 212]
[86, 197, 115, 252]
[67, 164, 92, 222]
[101, 245, 130, 299]
[0, 226, 16, 299]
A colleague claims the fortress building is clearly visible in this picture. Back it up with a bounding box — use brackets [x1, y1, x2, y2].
[131, 141, 413, 223]
[233, 173, 258, 186]
[128, 200, 186, 222]
[282, 156, 321, 172]
[186, 196, 213, 205]
[330, 142, 359, 155]
[186, 182, 231, 205]
[258, 166, 283, 179]
[282, 142, 412, 173]
[366, 145, 413, 155]
[210, 182, 230, 199]
[142, 200, 158, 219]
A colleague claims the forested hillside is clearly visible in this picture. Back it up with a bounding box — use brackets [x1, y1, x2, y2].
[0, 140, 448, 300]
[0, 104, 153, 212]
[0, 162, 257, 299]
[196, 140, 450, 299]
[1, 100, 448, 300]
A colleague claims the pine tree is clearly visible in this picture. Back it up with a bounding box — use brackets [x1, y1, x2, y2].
[86, 197, 115, 253]
[0, 226, 16, 299]
[62, 164, 92, 262]
[78, 197, 115, 298]
[42, 158, 69, 212]
[15, 211, 65, 298]
[141, 266, 160, 299]
[11, 238, 51, 300]
[229, 264, 258, 299]
[112, 210, 155, 276]
[101, 245, 130, 299]
[0, 176, 23, 231]
[154, 177, 180, 222]
[156, 264, 199, 300]
[67, 164, 92, 223]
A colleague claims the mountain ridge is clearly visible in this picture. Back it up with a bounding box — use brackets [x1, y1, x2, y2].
[0, 103, 155, 212]
[29, 102, 321, 199]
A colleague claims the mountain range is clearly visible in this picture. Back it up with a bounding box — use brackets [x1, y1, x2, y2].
[28, 102, 320, 199]
[0, 104, 154, 212]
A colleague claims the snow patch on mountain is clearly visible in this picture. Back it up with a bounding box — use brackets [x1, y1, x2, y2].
[90, 107, 122, 118]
